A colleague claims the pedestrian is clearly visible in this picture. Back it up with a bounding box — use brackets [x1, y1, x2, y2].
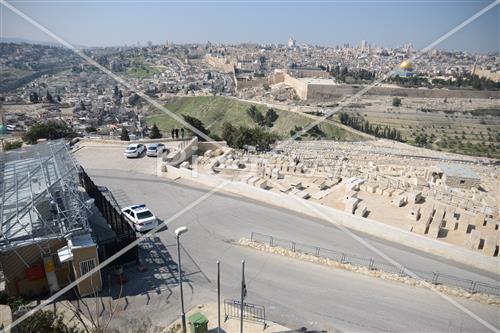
[175, 128, 179, 139]
[171, 128, 175, 138]
[181, 128, 185, 138]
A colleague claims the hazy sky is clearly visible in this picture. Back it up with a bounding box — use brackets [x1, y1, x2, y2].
[1, 0, 499, 53]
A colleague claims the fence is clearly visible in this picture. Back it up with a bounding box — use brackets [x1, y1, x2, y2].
[224, 299, 266, 328]
[250, 232, 500, 296]
[80, 168, 138, 266]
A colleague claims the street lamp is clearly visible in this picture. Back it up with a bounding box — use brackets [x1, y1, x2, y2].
[175, 226, 188, 333]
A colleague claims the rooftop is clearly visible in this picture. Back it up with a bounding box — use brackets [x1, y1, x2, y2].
[438, 163, 480, 180]
[0, 140, 89, 251]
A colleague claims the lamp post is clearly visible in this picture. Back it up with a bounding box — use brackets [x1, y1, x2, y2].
[175, 226, 188, 333]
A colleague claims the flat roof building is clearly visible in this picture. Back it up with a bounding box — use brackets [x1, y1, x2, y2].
[437, 163, 480, 189]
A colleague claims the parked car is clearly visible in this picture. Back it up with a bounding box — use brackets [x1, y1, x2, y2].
[121, 204, 159, 232]
[146, 143, 167, 157]
[124, 143, 145, 158]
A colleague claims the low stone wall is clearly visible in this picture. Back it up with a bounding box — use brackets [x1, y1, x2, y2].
[161, 166, 499, 274]
[80, 137, 191, 146]
[238, 239, 500, 305]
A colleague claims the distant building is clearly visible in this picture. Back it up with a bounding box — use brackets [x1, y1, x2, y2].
[287, 37, 296, 48]
[361, 40, 367, 51]
[436, 163, 481, 189]
[392, 60, 415, 77]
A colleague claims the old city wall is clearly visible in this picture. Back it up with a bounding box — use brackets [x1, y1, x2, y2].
[283, 74, 308, 100]
[204, 55, 235, 73]
[306, 84, 499, 100]
[275, 73, 498, 100]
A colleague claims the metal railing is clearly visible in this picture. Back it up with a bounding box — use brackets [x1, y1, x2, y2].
[80, 168, 139, 266]
[250, 232, 500, 296]
[224, 299, 266, 328]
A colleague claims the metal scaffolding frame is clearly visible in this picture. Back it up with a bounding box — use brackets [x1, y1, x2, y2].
[0, 140, 89, 253]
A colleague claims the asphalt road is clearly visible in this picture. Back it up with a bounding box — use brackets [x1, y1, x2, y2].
[79, 164, 500, 332]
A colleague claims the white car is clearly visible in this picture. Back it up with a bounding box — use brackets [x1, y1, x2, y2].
[124, 143, 145, 158]
[121, 204, 159, 232]
[146, 143, 167, 157]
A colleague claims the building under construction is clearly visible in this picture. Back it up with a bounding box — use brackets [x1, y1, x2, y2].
[0, 140, 102, 298]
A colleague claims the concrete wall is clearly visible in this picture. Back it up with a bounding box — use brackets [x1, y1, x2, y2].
[162, 166, 499, 274]
[276, 72, 499, 101]
[163, 137, 199, 166]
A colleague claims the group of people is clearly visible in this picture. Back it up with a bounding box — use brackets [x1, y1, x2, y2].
[171, 128, 185, 139]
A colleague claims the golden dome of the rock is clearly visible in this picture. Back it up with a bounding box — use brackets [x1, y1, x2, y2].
[400, 60, 414, 70]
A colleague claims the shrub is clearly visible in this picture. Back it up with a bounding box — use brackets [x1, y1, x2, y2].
[392, 97, 402, 107]
[23, 121, 76, 144]
[4, 140, 23, 151]
[120, 128, 130, 141]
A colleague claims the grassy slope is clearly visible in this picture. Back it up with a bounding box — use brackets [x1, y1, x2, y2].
[147, 96, 365, 141]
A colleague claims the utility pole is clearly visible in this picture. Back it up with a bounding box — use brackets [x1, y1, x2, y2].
[240, 260, 245, 333]
[175, 227, 189, 333]
[217, 260, 221, 333]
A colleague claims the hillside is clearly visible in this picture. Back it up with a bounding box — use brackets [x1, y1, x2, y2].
[147, 96, 366, 141]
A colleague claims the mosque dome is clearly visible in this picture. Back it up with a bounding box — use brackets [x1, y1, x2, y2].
[400, 60, 414, 70]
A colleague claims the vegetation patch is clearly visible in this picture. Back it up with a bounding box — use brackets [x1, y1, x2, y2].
[147, 96, 365, 141]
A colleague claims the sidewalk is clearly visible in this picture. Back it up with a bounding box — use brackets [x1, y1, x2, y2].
[165, 302, 290, 333]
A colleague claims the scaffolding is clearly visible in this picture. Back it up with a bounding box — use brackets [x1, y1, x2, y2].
[0, 140, 89, 253]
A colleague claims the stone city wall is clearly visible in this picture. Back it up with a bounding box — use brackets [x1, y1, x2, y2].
[204, 55, 235, 73]
[275, 73, 499, 100]
[307, 83, 499, 100]
[236, 77, 269, 90]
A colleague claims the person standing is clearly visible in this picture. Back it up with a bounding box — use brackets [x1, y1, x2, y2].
[175, 128, 179, 139]
[171, 128, 175, 138]
[181, 128, 185, 139]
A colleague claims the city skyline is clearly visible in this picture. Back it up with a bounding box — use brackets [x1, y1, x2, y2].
[1, 0, 498, 53]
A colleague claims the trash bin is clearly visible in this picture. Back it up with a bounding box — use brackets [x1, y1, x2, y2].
[188, 312, 209, 333]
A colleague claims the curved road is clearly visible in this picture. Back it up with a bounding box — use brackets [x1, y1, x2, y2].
[81, 163, 499, 332]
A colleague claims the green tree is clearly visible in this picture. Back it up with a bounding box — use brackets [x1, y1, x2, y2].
[392, 97, 402, 107]
[182, 115, 210, 140]
[120, 128, 130, 141]
[264, 108, 279, 127]
[23, 121, 76, 144]
[149, 123, 162, 139]
[221, 122, 277, 149]
[246, 105, 265, 126]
